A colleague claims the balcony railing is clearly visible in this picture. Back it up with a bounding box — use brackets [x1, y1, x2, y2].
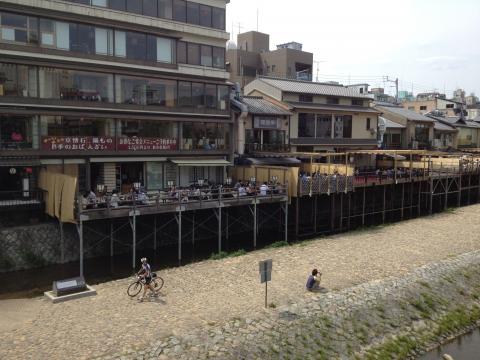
[0, 190, 43, 209]
[245, 143, 291, 153]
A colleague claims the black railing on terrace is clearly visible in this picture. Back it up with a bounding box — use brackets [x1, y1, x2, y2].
[78, 185, 288, 215]
[299, 176, 354, 196]
[0, 190, 43, 208]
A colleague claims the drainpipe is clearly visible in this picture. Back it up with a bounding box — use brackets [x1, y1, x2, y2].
[230, 83, 248, 155]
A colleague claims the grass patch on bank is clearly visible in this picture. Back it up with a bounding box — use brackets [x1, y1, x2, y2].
[265, 241, 290, 249]
[434, 304, 480, 337]
[209, 249, 247, 260]
[364, 335, 421, 360]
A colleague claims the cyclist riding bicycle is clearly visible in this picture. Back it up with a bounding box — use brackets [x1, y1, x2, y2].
[137, 257, 157, 301]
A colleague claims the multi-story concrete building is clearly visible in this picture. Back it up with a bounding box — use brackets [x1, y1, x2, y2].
[0, 0, 232, 205]
[244, 77, 379, 152]
[226, 31, 313, 89]
[403, 97, 461, 116]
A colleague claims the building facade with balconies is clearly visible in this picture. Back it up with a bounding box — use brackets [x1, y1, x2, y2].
[244, 77, 379, 153]
[0, 0, 231, 207]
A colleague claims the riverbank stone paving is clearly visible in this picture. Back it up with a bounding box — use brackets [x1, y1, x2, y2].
[2, 205, 480, 359]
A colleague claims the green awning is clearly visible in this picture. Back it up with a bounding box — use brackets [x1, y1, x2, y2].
[170, 159, 232, 167]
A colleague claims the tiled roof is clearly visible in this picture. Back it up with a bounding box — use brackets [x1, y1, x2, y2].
[377, 106, 435, 122]
[239, 96, 292, 115]
[379, 117, 405, 129]
[427, 115, 480, 129]
[286, 102, 380, 113]
[433, 121, 457, 132]
[257, 77, 373, 99]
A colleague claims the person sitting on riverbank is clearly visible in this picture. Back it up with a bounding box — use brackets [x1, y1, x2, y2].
[306, 268, 322, 291]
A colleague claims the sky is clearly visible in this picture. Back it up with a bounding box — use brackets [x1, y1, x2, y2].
[226, 0, 480, 98]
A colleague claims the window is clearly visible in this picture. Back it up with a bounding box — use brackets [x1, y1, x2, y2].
[205, 84, 216, 109]
[92, 0, 107, 6]
[95, 27, 113, 55]
[0, 63, 37, 97]
[327, 97, 339, 105]
[38, 67, 114, 102]
[199, 5, 212, 27]
[420, 106, 427, 111]
[40, 19, 55, 46]
[182, 122, 226, 150]
[186, 2, 200, 25]
[0, 13, 31, 43]
[69, 23, 96, 54]
[298, 113, 315, 137]
[299, 94, 313, 102]
[156, 37, 174, 63]
[178, 81, 191, 106]
[192, 82, 204, 108]
[316, 114, 331, 138]
[352, 99, 363, 106]
[173, 0, 186, 22]
[110, 0, 126, 11]
[126, 0, 143, 14]
[121, 120, 176, 138]
[212, 7, 225, 30]
[342, 115, 352, 138]
[187, 43, 200, 65]
[177, 41, 187, 63]
[200, 45, 212, 67]
[446, 104, 454, 109]
[126, 31, 146, 60]
[366, 118, 371, 130]
[146, 78, 177, 106]
[158, 0, 173, 19]
[43, 116, 114, 137]
[142, 0, 157, 16]
[0, 114, 35, 149]
[359, 88, 364, 94]
[146, 162, 164, 190]
[408, 106, 415, 111]
[217, 85, 229, 110]
[212, 47, 225, 68]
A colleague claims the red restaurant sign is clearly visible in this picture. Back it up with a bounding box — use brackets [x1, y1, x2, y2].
[42, 136, 115, 151]
[42, 136, 177, 151]
[118, 137, 177, 151]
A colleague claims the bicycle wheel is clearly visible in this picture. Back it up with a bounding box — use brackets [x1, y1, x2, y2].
[127, 281, 143, 297]
[152, 277, 164, 291]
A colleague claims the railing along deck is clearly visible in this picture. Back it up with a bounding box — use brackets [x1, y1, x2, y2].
[78, 185, 289, 221]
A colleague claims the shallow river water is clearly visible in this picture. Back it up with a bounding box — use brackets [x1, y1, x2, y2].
[419, 328, 480, 360]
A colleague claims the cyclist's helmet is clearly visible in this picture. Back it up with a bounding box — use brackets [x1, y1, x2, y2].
[141, 257, 147, 263]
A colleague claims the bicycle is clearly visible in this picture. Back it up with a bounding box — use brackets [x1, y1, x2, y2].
[127, 273, 164, 297]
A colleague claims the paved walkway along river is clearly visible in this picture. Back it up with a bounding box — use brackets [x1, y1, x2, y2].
[2, 205, 480, 359]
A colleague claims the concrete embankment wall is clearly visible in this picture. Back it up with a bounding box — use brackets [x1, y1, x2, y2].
[111, 250, 480, 359]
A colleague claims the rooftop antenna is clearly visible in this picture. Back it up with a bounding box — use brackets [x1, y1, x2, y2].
[313, 60, 326, 82]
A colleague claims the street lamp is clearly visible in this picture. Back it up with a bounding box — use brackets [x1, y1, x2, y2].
[133, 182, 141, 190]
[226, 177, 232, 186]
[96, 184, 105, 193]
[271, 175, 278, 183]
[197, 179, 204, 186]
[167, 180, 175, 187]
[250, 177, 256, 184]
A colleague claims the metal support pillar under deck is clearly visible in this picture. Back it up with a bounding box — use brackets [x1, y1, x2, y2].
[468, 175, 471, 204]
[347, 193, 351, 230]
[362, 187, 366, 226]
[129, 211, 137, 270]
[418, 181, 421, 216]
[254, 202, 257, 248]
[153, 216, 157, 252]
[77, 219, 84, 279]
[313, 195, 318, 234]
[382, 185, 386, 224]
[444, 178, 448, 210]
[176, 212, 182, 263]
[410, 182, 414, 218]
[339, 193, 343, 231]
[59, 220, 64, 264]
[429, 178, 433, 215]
[215, 208, 222, 254]
[458, 174, 462, 207]
[330, 195, 335, 232]
[110, 220, 114, 257]
[401, 183, 405, 220]
[295, 197, 299, 240]
[284, 201, 288, 243]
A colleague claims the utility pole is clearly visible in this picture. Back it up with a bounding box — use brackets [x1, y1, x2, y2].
[384, 76, 399, 103]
